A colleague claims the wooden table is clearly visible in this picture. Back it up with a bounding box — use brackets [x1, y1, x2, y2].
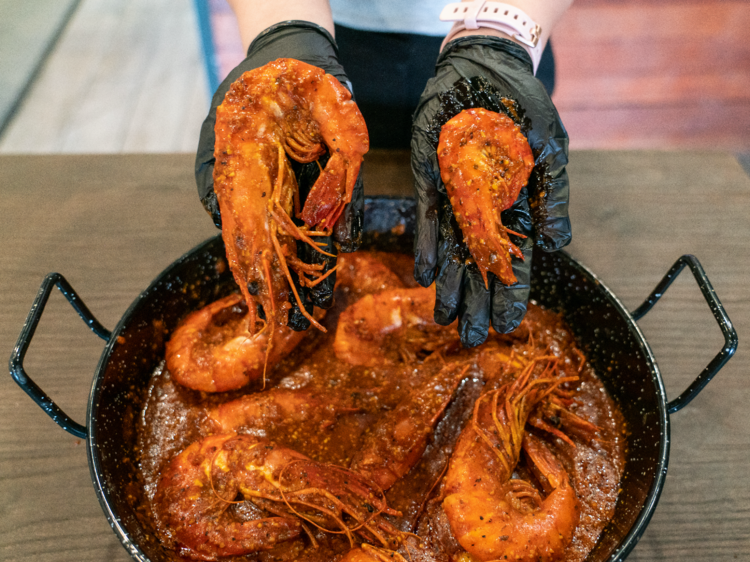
[1, 152, 748, 561]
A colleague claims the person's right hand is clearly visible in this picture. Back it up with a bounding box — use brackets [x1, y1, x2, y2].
[195, 21, 364, 328]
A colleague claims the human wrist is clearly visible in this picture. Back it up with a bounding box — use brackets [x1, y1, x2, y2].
[437, 36, 536, 78]
[449, 0, 572, 45]
[440, 26, 520, 53]
[227, 0, 334, 52]
[247, 21, 337, 58]
[439, 0, 573, 72]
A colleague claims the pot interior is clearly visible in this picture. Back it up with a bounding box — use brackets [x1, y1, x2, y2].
[88, 196, 668, 562]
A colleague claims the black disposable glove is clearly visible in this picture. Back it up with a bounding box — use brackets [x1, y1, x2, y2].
[195, 21, 364, 329]
[412, 37, 571, 348]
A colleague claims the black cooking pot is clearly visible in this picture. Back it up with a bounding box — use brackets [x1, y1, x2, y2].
[10, 196, 737, 562]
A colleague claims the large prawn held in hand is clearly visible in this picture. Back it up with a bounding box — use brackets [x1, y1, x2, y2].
[213, 57, 369, 332]
[166, 59, 368, 392]
[438, 107, 535, 287]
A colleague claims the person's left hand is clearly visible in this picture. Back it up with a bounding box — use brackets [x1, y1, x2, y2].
[412, 36, 571, 348]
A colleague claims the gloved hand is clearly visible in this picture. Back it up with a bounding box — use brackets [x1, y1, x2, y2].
[195, 21, 364, 329]
[412, 36, 571, 348]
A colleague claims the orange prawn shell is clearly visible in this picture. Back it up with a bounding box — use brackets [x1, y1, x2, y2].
[164, 294, 308, 393]
[438, 108, 535, 287]
[214, 58, 368, 229]
[441, 364, 581, 562]
[212, 58, 368, 333]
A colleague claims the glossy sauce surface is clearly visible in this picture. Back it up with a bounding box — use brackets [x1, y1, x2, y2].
[137, 251, 626, 562]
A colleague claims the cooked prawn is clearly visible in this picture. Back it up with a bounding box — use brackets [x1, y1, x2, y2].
[165, 294, 308, 392]
[213, 58, 368, 332]
[335, 252, 406, 298]
[154, 434, 405, 561]
[442, 359, 580, 562]
[350, 362, 471, 490]
[333, 286, 458, 366]
[438, 107, 535, 286]
[206, 387, 360, 434]
[153, 434, 304, 560]
[167, 59, 367, 392]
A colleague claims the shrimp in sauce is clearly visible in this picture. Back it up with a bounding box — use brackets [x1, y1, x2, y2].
[154, 434, 406, 561]
[165, 294, 308, 392]
[139, 252, 626, 562]
[442, 359, 580, 562]
[333, 286, 458, 366]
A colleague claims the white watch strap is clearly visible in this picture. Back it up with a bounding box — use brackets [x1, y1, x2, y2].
[440, 1, 543, 73]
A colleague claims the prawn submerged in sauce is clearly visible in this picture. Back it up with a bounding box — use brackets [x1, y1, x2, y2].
[441, 358, 583, 562]
[140, 252, 626, 562]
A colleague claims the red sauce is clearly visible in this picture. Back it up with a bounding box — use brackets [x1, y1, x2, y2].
[136, 252, 625, 562]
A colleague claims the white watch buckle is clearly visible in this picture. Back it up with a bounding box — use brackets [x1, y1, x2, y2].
[440, 1, 541, 49]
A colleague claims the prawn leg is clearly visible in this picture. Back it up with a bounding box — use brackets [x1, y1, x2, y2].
[153, 435, 304, 560]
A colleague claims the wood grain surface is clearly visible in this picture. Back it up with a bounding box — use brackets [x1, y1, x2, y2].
[0, 0, 208, 154]
[1, 151, 748, 561]
[552, 0, 750, 150]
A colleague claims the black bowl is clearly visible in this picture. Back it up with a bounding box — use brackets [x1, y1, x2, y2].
[11, 196, 736, 562]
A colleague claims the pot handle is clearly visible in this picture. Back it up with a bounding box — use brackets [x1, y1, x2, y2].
[631, 255, 737, 414]
[9, 273, 111, 438]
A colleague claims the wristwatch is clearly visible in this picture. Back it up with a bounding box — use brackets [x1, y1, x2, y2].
[440, 1, 543, 72]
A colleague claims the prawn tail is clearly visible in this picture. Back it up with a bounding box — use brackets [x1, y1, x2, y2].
[522, 433, 580, 549]
[300, 152, 355, 230]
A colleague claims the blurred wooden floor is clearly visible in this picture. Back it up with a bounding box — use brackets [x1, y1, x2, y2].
[0, 0, 80, 133]
[0, 0, 208, 153]
[552, 0, 750, 150]
[0, 0, 748, 154]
